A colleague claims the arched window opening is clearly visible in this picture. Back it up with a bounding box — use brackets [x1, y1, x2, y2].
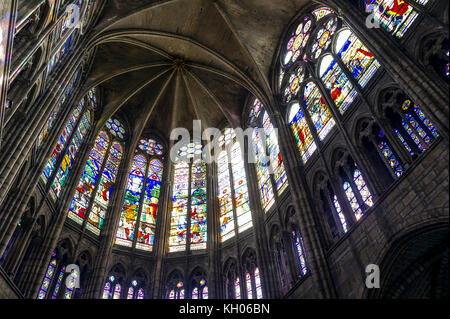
[242, 250, 263, 299]
[126, 280, 145, 299]
[217, 130, 253, 241]
[168, 141, 207, 253]
[279, 8, 381, 166]
[292, 229, 308, 276]
[168, 281, 185, 300]
[334, 152, 374, 222]
[249, 99, 289, 213]
[37, 241, 74, 300]
[364, 0, 430, 38]
[380, 90, 440, 161]
[115, 137, 164, 252]
[102, 269, 124, 300]
[67, 117, 125, 236]
[358, 118, 405, 182]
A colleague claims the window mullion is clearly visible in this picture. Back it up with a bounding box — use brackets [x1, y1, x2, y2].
[43, 104, 88, 192]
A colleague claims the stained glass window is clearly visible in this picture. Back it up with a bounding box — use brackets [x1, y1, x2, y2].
[303, 82, 335, 140]
[394, 100, 440, 156]
[253, 128, 274, 212]
[333, 195, 348, 233]
[354, 169, 374, 208]
[116, 155, 146, 247]
[231, 142, 253, 233]
[137, 288, 144, 299]
[52, 266, 65, 299]
[169, 142, 207, 252]
[67, 121, 124, 236]
[254, 268, 263, 299]
[310, 17, 338, 60]
[319, 54, 358, 114]
[113, 284, 121, 299]
[289, 102, 317, 163]
[364, 0, 428, 38]
[137, 159, 163, 251]
[292, 230, 308, 276]
[334, 29, 381, 87]
[37, 250, 57, 299]
[249, 99, 289, 212]
[192, 287, 199, 299]
[312, 7, 334, 21]
[218, 150, 235, 242]
[138, 138, 164, 155]
[169, 162, 189, 252]
[282, 16, 313, 68]
[246, 273, 253, 299]
[67, 131, 109, 226]
[343, 181, 363, 220]
[106, 117, 126, 140]
[102, 282, 112, 299]
[283, 65, 306, 103]
[169, 282, 185, 299]
[262, 112, 289, 195]
[41, 101, 84, 185]
[50, 110, 92, 201]
[190, 160, 207, 250]
[115, 138, 164, 252]
[377, 131, 404, 177]
[234, 277, 241, 299]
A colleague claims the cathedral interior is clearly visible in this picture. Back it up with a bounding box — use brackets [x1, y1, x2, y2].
[0, 0, 448, 300]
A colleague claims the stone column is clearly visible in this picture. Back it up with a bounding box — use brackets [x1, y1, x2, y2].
[271, 110, 337, 298]
[23, 123, 97, 298]
[0, 0, 17, 148]
[83, 139, 134, 299]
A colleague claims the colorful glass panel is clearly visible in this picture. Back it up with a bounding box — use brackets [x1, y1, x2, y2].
[168, 162, 189, 252]
[303, 82, 335, 140]
[137, 159, 163, 251]
[41, 102, 83, 184]
[353, 169, 374, 208]
[116, 155, 146, 247]
[67, 131, 109, 225]
[255, 268, 263, 299]
[333, 195, 348, 233]
[283, 16, 313, 67]
[289, 102, 317, 163]
[319, 54, 358, 114]
[262, 112, 288, 195]
[293, 231, 308, 275]
[335, 29, 381, 87]
[87, 142, 123, 235]
[105, 117, 126, 140]
[231, 142, 252, 233]
[343, 182, 363, 220]
[253, 128, 274, 212]
[218, 151, 235, 242]
[365, 0, 422, 38]
[50, 111, 91, 201]
[190, 160, 207, 250]
[138, 139, 164, 156]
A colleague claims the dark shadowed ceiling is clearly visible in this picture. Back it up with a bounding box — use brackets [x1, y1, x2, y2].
[85, 0, 317, 141]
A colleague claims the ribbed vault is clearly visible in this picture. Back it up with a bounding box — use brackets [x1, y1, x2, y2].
[83, 0, 315, 140]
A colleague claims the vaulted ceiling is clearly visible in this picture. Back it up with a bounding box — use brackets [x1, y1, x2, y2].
[85, 0, 317, 141]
